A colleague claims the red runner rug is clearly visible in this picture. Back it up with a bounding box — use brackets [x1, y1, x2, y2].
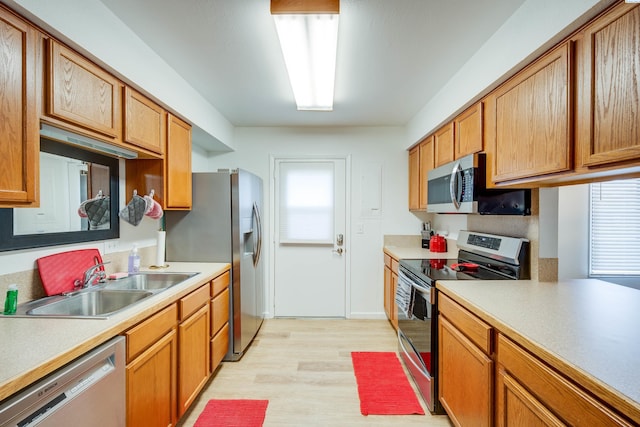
[194, 399, 268, 427]
[351, 352, 425, 415]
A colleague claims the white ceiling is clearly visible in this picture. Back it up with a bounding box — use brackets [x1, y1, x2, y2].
[98, 0, 526, 128]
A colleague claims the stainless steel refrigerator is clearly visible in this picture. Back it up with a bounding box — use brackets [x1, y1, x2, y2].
[165, 169, 264, 361]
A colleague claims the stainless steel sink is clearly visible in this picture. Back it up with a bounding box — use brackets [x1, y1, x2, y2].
[105, 272, 197, 292]
[5, 272, 200, 319]
[25, 289, 153, 318]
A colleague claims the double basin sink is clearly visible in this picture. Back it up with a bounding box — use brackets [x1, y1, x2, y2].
[14, 272, 198, 319]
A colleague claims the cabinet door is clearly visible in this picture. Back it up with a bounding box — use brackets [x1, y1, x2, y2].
[383, 264, 392, 321]
[434, 122, 454, 167]
[408, 146, 420, 210]
[124, 87, 166, 156]
[0, 8, 38, 205]
[439, 315, 493, 427]
[491, 42, 572, 183]
[455, 102, 483, 159]
[127, 329, 177, 427]
[576, 3, 640, 168]
[178, 304, 210, 417]
[166, 114, 192, 209]
[496, 334, 632, 427]
[46, 40, 121, 138]
[496, 367, 565, 427]
[419, 136, 434, 209]
[390, 259, 398, 329]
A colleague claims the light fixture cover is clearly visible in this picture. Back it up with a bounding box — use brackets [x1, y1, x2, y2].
[274, 13, 339, 111]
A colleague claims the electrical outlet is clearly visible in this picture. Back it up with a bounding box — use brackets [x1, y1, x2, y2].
[104, 240, 119, 254]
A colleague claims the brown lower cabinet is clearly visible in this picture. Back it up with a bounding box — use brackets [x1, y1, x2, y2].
[438, 290, 635, 427]
[124, 269, 230, 427]
[438, 294, 493, 427]
[178, 283, 211, 417]
[383, 252, 398, 330]
[125, 304, 178, 427]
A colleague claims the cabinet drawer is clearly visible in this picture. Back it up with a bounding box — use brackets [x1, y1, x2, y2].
[384, 253, 391, 268]
[497, 334, 632, 426]
[179, 283, 210, 320]
[211, 271, 230, 297]
[211, 287, 229, 336]
[439, 293, 492, 354]
[125, 303, 177, 362]
[391, 258, 399, 274]
[211, 322, 229, 371]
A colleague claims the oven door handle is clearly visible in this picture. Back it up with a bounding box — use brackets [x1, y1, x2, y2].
[397, 330, 429, 375]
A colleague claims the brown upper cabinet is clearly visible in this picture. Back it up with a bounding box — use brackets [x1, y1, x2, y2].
[0, 7, 39, 206]
[408, 146, 420, 210]
[575, 2, 640, 170]
[45, 39, 122, 140]
[454, 102, 483, 160]
[487, 42, 572, 184]
[165, 114, 193, 210]
[434, 122, 455, 167]
[408, 135, 434, 211]
[123, 87, 166, 157]
[126, 114, 193, 210]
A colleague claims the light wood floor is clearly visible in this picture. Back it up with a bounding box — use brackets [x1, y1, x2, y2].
[177, 318, 452, 426]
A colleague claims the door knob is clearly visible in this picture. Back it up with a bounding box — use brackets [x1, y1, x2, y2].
[332, 248, 344, 255]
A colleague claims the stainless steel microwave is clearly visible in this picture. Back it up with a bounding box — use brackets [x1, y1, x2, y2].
[427, 153, 531, 215]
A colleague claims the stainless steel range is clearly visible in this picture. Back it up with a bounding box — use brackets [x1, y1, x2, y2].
[395, 230, 529, 414]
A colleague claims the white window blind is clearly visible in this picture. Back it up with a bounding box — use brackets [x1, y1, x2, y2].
[590, 178, 640, 276]
[278, 161, 334, 244]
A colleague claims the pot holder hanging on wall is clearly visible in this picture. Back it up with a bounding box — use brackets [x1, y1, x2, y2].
[84, 195, 111, 227]
[77, 190, 110, 227]
[119, 190, 147, 226]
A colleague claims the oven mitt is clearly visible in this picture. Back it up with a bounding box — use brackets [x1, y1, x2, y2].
[145, 196, 164, 219]
[84, 196, 111, 227]
[119, 194, 147, 226]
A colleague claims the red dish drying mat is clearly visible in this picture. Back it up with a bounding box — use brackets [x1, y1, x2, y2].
[194, 399, 268, 427]
[36, 249, 103, 296]
[351, 352, 425, 415]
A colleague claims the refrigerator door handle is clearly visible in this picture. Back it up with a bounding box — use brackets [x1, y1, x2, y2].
[252, 202, 263, 267]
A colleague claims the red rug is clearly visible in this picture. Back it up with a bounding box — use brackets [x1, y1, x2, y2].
[351, 352, 425, 415]
[194, 399, 268, 427]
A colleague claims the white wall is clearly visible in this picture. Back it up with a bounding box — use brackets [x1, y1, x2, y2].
[558, 184, 590, 279]
[193, 126, 421, 318]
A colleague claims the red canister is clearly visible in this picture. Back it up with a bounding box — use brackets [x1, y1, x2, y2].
[430, 235, 447, 252]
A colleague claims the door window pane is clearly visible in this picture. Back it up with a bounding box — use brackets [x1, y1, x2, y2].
[279, 161, 334, 244]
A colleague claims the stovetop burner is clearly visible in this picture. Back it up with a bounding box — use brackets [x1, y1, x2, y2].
[400, 258, 513, 284]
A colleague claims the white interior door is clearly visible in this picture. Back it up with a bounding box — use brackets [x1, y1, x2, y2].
[274, 158, 347, 317]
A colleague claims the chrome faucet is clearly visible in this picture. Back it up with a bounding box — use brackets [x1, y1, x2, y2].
[82, 262, 110, 288]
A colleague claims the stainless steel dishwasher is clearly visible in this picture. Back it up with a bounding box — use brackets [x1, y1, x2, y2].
[0, 336, 125, 427]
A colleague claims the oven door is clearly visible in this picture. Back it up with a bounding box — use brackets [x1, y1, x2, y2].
[396, 271, 440, 413]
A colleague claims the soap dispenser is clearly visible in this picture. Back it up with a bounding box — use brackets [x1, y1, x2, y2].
[128, 244, 140, 274]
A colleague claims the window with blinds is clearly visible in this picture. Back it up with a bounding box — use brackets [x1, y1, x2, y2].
[589, 178, 640, 276]
[278, 161, 334, 244]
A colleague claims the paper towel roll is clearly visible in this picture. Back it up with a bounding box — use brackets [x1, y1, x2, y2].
[155, 230, 166, 267]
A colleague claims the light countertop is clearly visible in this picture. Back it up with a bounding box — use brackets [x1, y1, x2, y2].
[384, 239, 458, 260]
[0, 262, 230, 402]
[437, 278, 640, 424]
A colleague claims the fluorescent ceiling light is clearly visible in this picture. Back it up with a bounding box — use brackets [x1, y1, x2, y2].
[272, 11, 339, 111]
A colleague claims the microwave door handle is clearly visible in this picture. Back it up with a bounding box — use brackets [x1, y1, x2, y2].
[449, 161, 462, 209]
